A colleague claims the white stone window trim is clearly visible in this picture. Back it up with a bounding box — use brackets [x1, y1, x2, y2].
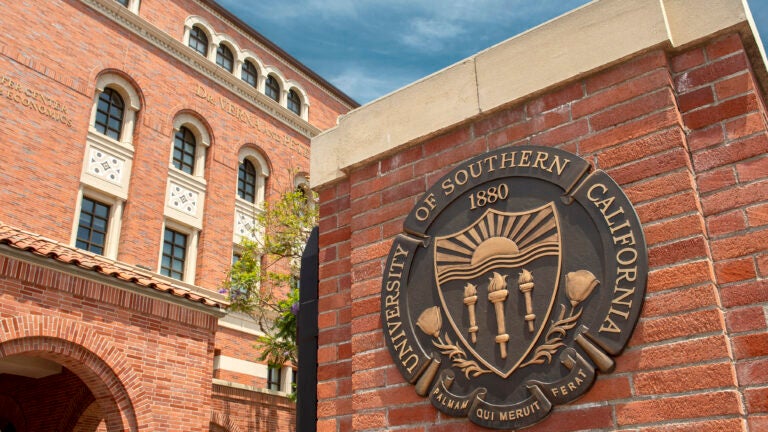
[158, 218, 199, 285]
[181, 16, 311, 119]
[239, 51, 266, 89]
[70, 186, 125, 260]
[213, 34, 241, 71]
[285, 82, 310, 120]
[237, 147, 270, 206]
[90, 72, 141, 147]
[263, 67, 286, 104]
[183, 16, 215, 58]
[81, 132, 134, 200]
[234, 148, 269, 244]
[165, 169, 207, 230]
[171, 113, 211, 178]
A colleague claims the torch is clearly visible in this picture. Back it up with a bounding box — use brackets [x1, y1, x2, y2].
[488, 272, 510, 359]
[519, 269, 536, 332]
[463, 283, 478, 344]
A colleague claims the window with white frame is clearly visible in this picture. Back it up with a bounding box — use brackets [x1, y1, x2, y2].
[77, 72, 140, 260]
[76, 196, 111, 255]
[188, 25, 209, 56]
[216, 44, 234, 72]
[172, 126, 197, 175]
[287, 89, 301, 115]
[90, 73, 141, 146]
[267, 366, 282, 392]
[234, 148, 269, 244]
[170, 114, 210, 178]
[265, 75, 280, 102]
[94, 88, 125, 141]
[159, 220, 199, 284]
[163, 114, 209, 239]
[71, 188, 125, 260]
[241, 60, 258, 88]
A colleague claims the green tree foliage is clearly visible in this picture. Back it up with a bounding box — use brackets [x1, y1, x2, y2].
[221, 186, 317, 369]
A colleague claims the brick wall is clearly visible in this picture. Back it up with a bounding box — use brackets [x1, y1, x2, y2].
[0, 0, 349, 291]
[211, 383, 296, 432]
[315, 32, 768, 431]
[0, 253, 219, 431]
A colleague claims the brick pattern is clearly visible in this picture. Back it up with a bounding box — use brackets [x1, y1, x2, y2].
[316, 33, 768, 431]
[673, 34, 768, 430]
[0, 253, 218, 431]
[0, 0, 350, 292]
[211, 383, 296, 432]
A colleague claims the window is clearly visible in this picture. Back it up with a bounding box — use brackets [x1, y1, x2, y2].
[115, 0, 129, 5]
[76, 197, 110, 255]
[265, 75, 280, 101]
[161, 228, 187, 280]
[238, 159, 257, 203]
[241, 61, 258, 88]
[287, 89, 301, 115]
[172, 126, 196, 175]
[94, 88, 124, 140]
[188, 26, 208, 56]
[267, 366, 282, 392]
[216, 45, 234, 72]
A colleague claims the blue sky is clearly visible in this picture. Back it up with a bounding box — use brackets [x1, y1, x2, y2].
[218, 0, 768, 105]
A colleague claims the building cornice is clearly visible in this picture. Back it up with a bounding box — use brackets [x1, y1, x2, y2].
[81, 0, 323, 138]
[194, 0, 359, 110]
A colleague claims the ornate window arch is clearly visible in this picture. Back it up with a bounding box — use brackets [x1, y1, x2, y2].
[264, 73, 282, 103]
[286, 84, 309, 119]
[77, 71, 141, 259]
[91, 73, 141, 145]
[236, 147, 269, 205]
[171, 113, 211, 178]
[183, 17, 214, 58]
[234, 147, 270, 243]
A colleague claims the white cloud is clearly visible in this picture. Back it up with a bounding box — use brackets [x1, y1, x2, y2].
[328, 66, 418, 104]
[400, 18, 465, 51]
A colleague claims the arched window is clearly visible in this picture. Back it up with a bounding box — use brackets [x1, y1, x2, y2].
[188, 26, 208, 56]
[172, 126, 196, 175]
[265, 75, 280, 101]
[238, 159, 257, 203]
[241, 60, 258, 88]
[287, 89, 301, 115]
[216, 44, 234, 72]
[115, 0, 129, 5]
[94, 88, 124, 140]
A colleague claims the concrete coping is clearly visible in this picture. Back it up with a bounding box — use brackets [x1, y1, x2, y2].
[310, 0, 766, 188]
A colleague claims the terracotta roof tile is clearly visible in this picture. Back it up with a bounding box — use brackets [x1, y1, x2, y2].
[0, 222, 227, 310]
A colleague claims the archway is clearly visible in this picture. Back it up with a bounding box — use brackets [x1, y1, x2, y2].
[0, 336, 138, 432]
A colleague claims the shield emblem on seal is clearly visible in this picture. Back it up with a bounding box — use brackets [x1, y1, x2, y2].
[433, 203, 562, 378]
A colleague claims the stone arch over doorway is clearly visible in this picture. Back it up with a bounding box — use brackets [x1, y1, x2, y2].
[0, 316, 141, 432]
[210, 411, 244, 432]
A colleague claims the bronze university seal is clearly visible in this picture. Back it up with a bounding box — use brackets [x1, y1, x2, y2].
[381, 146, 647, 430]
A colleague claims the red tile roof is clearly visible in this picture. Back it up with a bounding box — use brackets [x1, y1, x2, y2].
[0, 222, 227, 310]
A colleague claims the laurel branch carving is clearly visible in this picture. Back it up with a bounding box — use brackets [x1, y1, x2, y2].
[519, 304, 581, 367]
[433, 333, 492, 378]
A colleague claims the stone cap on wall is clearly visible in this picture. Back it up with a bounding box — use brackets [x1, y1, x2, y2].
[310, 0, 766, 188]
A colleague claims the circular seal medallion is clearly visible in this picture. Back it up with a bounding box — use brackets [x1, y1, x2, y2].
[381, 146, 647, 430]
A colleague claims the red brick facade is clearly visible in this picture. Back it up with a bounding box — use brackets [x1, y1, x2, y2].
[0, 0, 353, 430]
[314, 31, 768, 431]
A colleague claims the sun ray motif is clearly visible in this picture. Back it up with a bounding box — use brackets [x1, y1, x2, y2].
[434, 204, 561, 285]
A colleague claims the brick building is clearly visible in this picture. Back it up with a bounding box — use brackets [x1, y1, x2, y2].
[0, 0, 354, 431]
[311, 0, 768, 431]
